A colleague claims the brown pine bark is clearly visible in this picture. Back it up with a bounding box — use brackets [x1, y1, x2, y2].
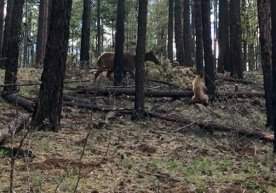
[80, 0, 91, 68]
[183, 0, 192, 66]
[218, 0, 230, 73]
[257, 0, 272, 127]
[270, 0, 276, 152]
[174, 0, 185, 65]
[113, 0, 125, 86]
[1, 0, 14, 69]
[0, 0, 4, 58]
[201, 0, 216, 96]
[195, 0, 203, 74]
[229, 0, 243, 79]
[3, 0, 25, 94]
[96, 0, 101, 52]
[132, 0, 148, 120]
[167, 0, 174, 61]
[36, 0, 51, 67]
[31, 0, 72, 131]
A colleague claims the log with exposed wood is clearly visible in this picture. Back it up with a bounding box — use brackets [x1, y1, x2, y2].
[0, 113, 30, 144]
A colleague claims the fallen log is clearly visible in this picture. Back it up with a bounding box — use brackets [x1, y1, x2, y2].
[63, 95, 94, 104]
[75, 87, 192, 97]
[63, 101, 132, 113]
[223, 77, 256, 85]
[145, 111, 274, 142]
[2, 94, 35, 113]
[73, 86, 264, 98]
[146, 78, 180, 88]
[0, 113, 30, 144]
[2, 94, 272, 142]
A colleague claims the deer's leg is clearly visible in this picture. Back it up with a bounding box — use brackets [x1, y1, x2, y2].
[94, 69, 104, 83]
[106, 69, 114, 80]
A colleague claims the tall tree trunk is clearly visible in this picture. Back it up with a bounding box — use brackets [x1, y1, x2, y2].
[201, 0, 216, 96]
[1, 0, 14, 69]
[229, 0, 243, 79]
[133, 0, 147, 120]
[183, 0, 192, 66]
[36, 0, 50, 67]
[218, 0, 230, 73]
[243, 40, 247, 71]
[2, 0, 24, 94]
[248, 44, 255, 70]
[96, 0, 101, 52]
[190, 1, 196, 62]
[270, 0, 276, 152]
[241, 0, 247, 71]
[80, 0, 91, 68]
[174, 0, 185, 65]
[167, 0, 173, 61]
[257, 0, 272, 127]
[113, 0, 125, 86]
[0, 0, 4, 58]
[31, 0, 72, 131]
[213, 0, 218, 64]
[195, 0, 203, 74]
[23, 2, 28, 67]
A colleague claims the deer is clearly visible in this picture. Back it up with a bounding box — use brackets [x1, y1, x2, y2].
[93, 51, 160, 82]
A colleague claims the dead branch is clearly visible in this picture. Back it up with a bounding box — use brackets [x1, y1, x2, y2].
[144, 111, 274, 142]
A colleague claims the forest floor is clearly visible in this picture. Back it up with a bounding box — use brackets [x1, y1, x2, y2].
[0, 64, 276, 193]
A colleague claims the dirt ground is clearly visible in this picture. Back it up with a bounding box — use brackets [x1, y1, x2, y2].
[0, 66, 275, 193]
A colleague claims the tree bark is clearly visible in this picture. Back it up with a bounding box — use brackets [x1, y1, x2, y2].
[218, 0, 230, 73]
[201, 0, 216, 96]
[23, 2, 28, 67]
[257, 0, 272, 127]
[270, 0, 276, 152]
[174, 0, 185, 65]
[167, 0, 174, 61]
[96, 0, 101, 52]
[133, 0, 148, 120]
[1, 0, 14, 69]
[229, 0, 243, 79]
[31, 0, 72, 131]
[113, 0, 125, 86]
[195, 0, 203, 74]
[0, 0, 4, 58]
[3, 0, 24, 94]
[183, 0, 192, 66]
[80, 0, 91, 68]
[36, 0, 50, 67]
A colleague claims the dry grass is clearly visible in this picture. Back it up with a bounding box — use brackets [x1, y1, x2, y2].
[0, 67, 275, 193]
